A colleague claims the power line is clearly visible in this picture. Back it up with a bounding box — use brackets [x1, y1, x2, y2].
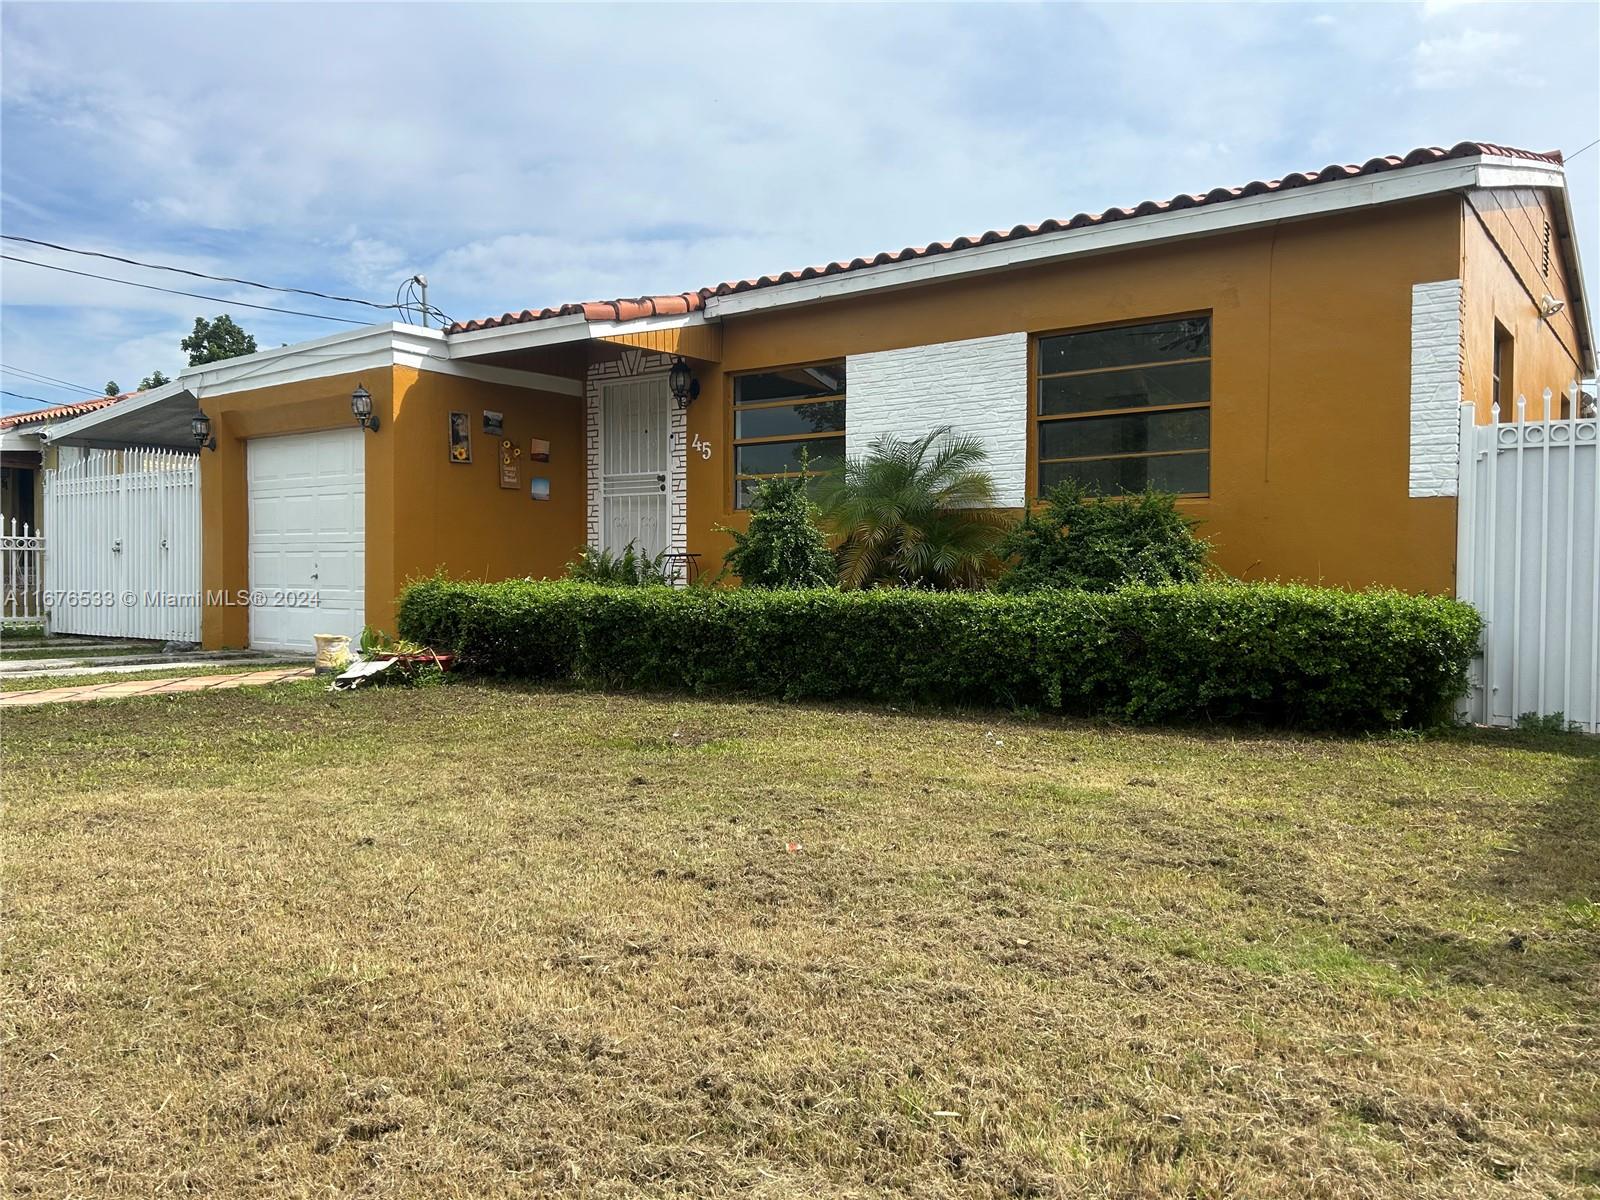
[1, 234, 404, 314]
[1567, 136, 1600, 162]
[1, 389, 54, 405]
[0, 362, 102, 395]
[2, 255, 370, 325]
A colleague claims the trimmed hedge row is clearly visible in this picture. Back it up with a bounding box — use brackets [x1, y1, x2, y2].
[397, 579, 1482, 730]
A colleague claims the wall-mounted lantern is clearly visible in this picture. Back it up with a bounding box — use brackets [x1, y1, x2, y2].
[191, 410, 216, 451]
[351, 383, 380, 432]
[668, 356, 699, 410]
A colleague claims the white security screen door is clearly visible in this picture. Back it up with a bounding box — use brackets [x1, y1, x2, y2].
[600, 376, 671, 556]
[246, 428, 365, 652]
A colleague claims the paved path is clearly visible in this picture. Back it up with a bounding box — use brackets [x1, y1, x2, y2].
[0, 667, 316, 708]
[3, 656, 293, 679]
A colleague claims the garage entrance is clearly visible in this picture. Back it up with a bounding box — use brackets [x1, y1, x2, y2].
[246, 428, 365, 652]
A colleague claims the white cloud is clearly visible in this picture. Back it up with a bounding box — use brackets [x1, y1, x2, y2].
[1, 1, 1595, 415]
[1413, 27, 1523, 90]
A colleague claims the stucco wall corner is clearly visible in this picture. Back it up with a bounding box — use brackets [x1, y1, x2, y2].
[1409, 279, 1464, 499]
[845, 331, 1029, 506]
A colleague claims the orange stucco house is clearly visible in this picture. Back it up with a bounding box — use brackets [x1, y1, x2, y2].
[43, 140, 1594, 652]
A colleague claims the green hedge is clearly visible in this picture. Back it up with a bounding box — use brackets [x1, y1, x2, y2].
[398, 579, 1482, 730]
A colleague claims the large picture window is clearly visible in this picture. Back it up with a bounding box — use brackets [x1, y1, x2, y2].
[1034, 316, 1211, 497]
[732, 362, 846, 508]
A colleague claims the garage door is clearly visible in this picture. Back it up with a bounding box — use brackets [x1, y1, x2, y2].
[247, 428, 365, 652]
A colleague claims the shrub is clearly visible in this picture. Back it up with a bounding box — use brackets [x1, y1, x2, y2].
[721, 474, 835, 588]
[812, 426, 1008, 589]
[997, 481, 1208, 593]
[564, 542, 675, 587]
[398, 579, 1482, 731]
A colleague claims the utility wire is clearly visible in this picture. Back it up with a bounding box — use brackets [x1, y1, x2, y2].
[1566, 136, 1599, 161]
[0, 362, 103, 396]
[1, 255, 370, 325]
[1, 389, 54, 405]
[0, 234, 405, 314]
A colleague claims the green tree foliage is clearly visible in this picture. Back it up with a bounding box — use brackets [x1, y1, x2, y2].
[813, 426, 1006, 590]
[997, 481, 1208, 593]
[139, 369, 171, 391]
[721, 473, 835, 588]
[103, 381, 119, 396]
[564, 542, 675, 586]
[181, 315, 257, 366]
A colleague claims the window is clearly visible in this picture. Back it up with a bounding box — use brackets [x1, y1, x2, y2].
[1493, 322, 1514, 422]
[732, 362, 846, 508]
[1034, 316, 1211, 496]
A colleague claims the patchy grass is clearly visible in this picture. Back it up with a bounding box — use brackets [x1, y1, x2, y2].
[3, 682, 1596, 1198]
[0, 642, 162, 662]
[1, 662, 304, 692]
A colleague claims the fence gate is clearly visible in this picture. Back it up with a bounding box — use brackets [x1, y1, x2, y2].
[1, 516, 45, 626]
[43, 447, 201, 641]
[1456, 399, 1599, 733]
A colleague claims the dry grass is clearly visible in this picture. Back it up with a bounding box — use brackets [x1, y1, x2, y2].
[3, 681, 1596, 1198]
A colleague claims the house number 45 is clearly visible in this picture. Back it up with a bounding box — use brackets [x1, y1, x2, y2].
[690, 433, 713, 461]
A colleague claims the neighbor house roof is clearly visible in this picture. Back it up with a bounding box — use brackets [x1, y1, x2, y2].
[0, 393, 128, 430]
[446, 141, 1564, 334]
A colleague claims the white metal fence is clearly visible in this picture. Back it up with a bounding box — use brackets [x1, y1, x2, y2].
[1456, 394, 1599, 733]
[43, 447, 202, 642]
[1, 516, 45, 626]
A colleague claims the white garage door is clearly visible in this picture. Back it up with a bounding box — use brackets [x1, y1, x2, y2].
[247, 428, 365, 652]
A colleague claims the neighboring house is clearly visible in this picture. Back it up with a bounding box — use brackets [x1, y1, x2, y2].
[0, 394, 127, 530]
[43, 141, 1593, 653]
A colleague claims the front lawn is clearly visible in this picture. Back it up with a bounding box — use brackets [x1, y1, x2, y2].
[3, 682, 1595, 1197]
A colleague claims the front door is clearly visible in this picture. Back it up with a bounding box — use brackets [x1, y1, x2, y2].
[599, 375, 671, 557]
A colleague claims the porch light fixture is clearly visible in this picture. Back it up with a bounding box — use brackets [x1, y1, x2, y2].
[351, 383, 379, 432]
[191, 410, 216, 451]
[668, 356, 699, 410]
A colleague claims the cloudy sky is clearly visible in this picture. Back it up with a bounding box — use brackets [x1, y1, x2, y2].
[2, 1, 1596, 415]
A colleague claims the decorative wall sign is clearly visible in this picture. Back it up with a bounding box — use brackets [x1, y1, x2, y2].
[530, 476, 551, 501]
[448, 411, 472, 463]
[529, 438, 551, 463]
[483, 410, 504, 437]
[499, 438, 520, 489]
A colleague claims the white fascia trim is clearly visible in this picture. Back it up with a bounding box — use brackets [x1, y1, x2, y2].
[38, 380, 194, 443]
[137, 322, 582, 400]
[585, 311, 709, 338]
[443, 313, 590, 355]
[445, 308, 710, 359]
[703, 156, 1548, 319]
[0, 429, 45, 452]
[1551, 179, 1596, 374]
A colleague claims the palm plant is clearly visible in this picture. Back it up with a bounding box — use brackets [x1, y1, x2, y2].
[813, 426, 1007, 589]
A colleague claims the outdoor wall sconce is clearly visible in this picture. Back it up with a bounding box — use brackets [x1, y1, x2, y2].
[668, 356, 699, 410]
[1539, 293, 1566, 319]
[351, 383, 380, 432]
[191, 410, 216, 451]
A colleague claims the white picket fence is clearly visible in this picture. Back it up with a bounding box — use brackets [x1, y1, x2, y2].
[43, 447, 202, 642]
[1, 516, 45, 626]
[1457, 393, 1599, 733]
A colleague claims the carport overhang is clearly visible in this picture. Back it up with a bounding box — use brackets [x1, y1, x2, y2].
[41, 381, 199, 450]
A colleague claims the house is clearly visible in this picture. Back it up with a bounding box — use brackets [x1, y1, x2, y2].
[41, 141, 1593, 653]
[0, 393, 128, 531]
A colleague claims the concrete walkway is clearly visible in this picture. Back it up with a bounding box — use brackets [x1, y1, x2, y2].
[0, 667, 316, 708]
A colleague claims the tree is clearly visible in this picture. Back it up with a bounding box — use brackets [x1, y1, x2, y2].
[103, 381, 120, 396]
[995, 480, 1208, 593]
[812, 426, 1006, 590]
[139, 369, 171, 391]
[181, 315, 257, 366]
[721, 471, 835, 588]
